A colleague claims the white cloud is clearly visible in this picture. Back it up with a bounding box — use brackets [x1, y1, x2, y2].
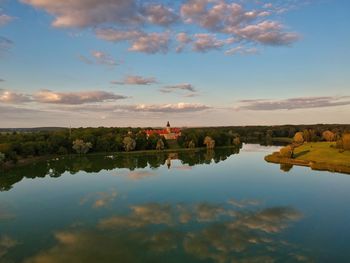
[34, 90, 127, 105]
[128, 32, 171, 54]
[22, 0, 301, 55]
[91, 51, 118, 66]
[0, 14, 14, 27]
[0, 90, 32, 103]
[79, 51, 118, 67]
[60, 102, 211, 114]
[192, 34, 234, 52]
[161, 83, 197, 93]
[21, 0, 142, 28]
[0, 89, 129, 105]
[143, 4, 179, 26]
[0, 36, 13, 53]
[111, 75, 158, 85]
[96, 29, 171, 54]
[176, 32, 192, 52]
[225, 46, 258, 55]
[233, 21, 300, 45]
[236, 96, 350, 111]
[129, 102, 210, 113]
[95, 28, 142, 42]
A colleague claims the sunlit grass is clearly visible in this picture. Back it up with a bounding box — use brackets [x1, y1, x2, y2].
[294, 142, 350, 166]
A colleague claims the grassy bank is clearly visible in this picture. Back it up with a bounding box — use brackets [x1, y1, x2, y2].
[271, 137, 293, 144]
[265, 142, 350, 174]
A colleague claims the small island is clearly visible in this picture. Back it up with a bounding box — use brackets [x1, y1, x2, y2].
[265, 131, 350, 174]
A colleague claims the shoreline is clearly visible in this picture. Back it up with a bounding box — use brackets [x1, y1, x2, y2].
[265, 142, 350, 175]
[1, 145, 240, 172]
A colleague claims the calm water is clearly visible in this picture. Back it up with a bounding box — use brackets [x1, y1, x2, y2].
[1, 144, 350, 263]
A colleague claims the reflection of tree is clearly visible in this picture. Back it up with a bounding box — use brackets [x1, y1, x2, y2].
[0, 204, 14, 221]
[1, 148, 240, 192]
[23, 200, 310, 263]
[203, 150, 215, 164]
[0, 235, 18, 260]
[280, 163, 294, 172]
[147, 153, 167, 169]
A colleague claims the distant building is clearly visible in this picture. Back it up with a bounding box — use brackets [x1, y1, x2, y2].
[145, 121, 181, 140]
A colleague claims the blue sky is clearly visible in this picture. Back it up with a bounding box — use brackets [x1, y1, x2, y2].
[0, 0, 349, 127]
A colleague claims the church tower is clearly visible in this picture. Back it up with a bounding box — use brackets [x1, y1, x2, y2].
[166, 121, 171, 133]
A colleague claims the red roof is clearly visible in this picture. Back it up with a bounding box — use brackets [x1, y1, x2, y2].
[145, 128, 181, 136]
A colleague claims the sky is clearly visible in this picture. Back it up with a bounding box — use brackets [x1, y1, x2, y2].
[0, 0, 349, 128]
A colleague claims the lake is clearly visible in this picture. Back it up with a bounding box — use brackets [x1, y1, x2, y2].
[1, 144, 350, 263]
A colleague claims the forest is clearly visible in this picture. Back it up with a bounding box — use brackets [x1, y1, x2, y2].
[0, 124, 350, 166]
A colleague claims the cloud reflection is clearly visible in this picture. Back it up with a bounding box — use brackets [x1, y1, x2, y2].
[80, 189, 117, 209]
[0, 235, 18, 259]
[23, 200, 310, 263]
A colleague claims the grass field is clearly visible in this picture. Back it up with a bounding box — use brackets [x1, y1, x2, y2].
[265, 142, 350, 174]
[293, 142, 350, 166]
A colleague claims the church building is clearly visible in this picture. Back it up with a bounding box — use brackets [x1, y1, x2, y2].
[145, 121, 181, 140]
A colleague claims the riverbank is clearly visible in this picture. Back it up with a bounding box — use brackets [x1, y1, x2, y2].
[1, 145, 241, 172]
[265, 142, 350, 174]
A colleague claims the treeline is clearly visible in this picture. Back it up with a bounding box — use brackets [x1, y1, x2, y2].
[178, 124, 350, 146]
[0, 127, 169, 164]
[1, 124, 350, 165]
[0, 147, 239, 191]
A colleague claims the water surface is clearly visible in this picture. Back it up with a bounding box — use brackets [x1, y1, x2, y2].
[1, 145, 350, 262]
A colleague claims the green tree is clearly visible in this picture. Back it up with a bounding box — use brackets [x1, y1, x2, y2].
[72, 139, 92, 154]
[156, 139, 165, 150]
[302, 129, 312, 142]
[188, 140, 195, 149]
[266, 130, 273, 140]
[115, 134, 124, 151]
[0, 152, 5, 165]
[57, 146, 68, 155]
[21, 142, 36, 157]
[123, 137, 136, 152]
[204, 136, 215, 149]
[135, 132, 148, 150]
[96, 135, 113, 152]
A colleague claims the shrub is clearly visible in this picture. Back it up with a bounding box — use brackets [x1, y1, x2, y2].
[279, 145, 293, 158]
[343, 133, 350, 150]
[336, 139, 343, 149]
[293, 132, 304, 144]
[322, 130, 336, 142]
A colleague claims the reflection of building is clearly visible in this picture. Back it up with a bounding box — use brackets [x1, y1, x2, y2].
[165, 153, 178, 169]
[145, 121, 181, 140]
[166, 158, 171, 169]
